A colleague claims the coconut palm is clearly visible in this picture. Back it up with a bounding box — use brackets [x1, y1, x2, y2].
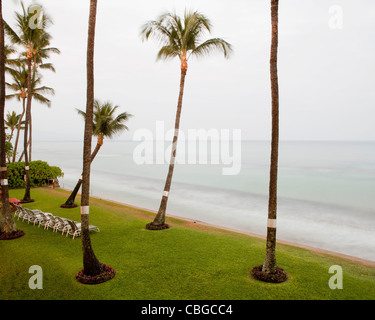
[79, 0, 103, 278]
[4, 111, 22, 142]
[262, 0, 280, 275]
[11, 15, 59, 163]
[16, 73, 55, 162]
[251, 0, 287, 282]
[0, 0, 23, 239]
[140, 10, 232, 230]
[4, 44, 21, 74]
[27, 29, 59, 162]
[4, 1, 57, 202]
[5, 66, 27, 162]
[61, 100, 132, 208]
[6, 65, 54, 162]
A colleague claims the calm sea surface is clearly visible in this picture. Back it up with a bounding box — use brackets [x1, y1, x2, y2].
[32, 140, 375, 261]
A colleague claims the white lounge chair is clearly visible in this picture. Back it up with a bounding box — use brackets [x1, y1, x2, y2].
[53, 216, 70, 234]
[66, 219, 100, 240]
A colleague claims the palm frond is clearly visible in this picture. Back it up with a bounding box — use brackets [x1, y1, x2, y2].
[190, 38, 233, 59]
[76, 100, 132, 139]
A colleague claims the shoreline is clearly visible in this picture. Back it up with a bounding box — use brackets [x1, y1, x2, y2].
[57, 187, 375, 268]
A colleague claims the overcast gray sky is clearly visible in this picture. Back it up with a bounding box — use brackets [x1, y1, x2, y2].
[3, 0, 375, 141]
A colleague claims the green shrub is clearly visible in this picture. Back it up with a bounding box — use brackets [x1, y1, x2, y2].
[6, 160, 64, 189]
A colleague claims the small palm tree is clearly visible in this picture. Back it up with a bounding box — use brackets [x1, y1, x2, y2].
[5, 66, 27, 162]
[6, 65, 54, 162]
[4, 111, 23, 142]
[61, 100, 132, 208]
[140, 10, 232, 230]
[4, 44, 21, 74]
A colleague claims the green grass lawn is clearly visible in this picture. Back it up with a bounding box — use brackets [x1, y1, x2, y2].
[1, 188, 374, 300]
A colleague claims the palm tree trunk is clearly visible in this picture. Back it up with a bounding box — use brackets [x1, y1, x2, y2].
[12, 97, 26, 162]
[262, 0, 279, 274]
[0, 0, 18, 235]
[80, 0, 101, 276]
[8, 128, 14, 142]
[17, 140, 31, 162]
[22, 54, 33, 203]
[61, 142, 102, 208]
[28, 62, 38, 163]
[148, 65, 187, 228]
[29, 111, 32, 162]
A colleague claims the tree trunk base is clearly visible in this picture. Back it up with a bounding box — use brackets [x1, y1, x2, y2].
[250, 264, 288, 283]
[20, 199, 35, 204]
[60, 203, 78, 209]
[0, 230, 25, 240]
[75, 262, 115, 285]
[145, 222, 170, 230]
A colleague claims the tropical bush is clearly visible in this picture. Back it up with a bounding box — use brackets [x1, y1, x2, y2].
[6, 160, 64, 189]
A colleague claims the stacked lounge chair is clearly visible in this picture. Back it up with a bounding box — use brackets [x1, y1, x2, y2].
[13, 203, 100, 240]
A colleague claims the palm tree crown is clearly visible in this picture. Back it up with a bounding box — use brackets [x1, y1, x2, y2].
[5, 111, 24, 140]
[6, 65, 54, 105]
[76, 100, 132, 142]
[140, 10, 232, 70]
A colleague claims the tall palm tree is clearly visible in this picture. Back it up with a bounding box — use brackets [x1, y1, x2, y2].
[61, 100, 131, 208]
[0, 0, 23, 239]
[4, 2, 41, 203]
[11, 13, 59, 163]
[140, 10, 232, 230]
[79, 0, 103, 278]
[251, 0, 287, 282]
[263, 0, 280, 275]
[4, 2, 57, 202]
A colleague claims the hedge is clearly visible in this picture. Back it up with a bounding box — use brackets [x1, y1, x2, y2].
[6, 160, 64, 189]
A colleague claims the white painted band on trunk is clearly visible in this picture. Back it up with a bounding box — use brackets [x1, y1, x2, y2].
[174, 128, 179, 136]
[267, 219, 277, 228]
[81, 206, 89, 215]
[1, 179, 8, 186]
[163, 191, 169, 197]
[0, 167, 7, 172]
[25, 166, 29, 170]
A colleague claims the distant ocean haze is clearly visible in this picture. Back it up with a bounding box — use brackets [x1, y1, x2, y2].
[32, 140, 375, 261]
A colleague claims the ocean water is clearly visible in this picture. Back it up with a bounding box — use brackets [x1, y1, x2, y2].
[32, 140, 375, 261]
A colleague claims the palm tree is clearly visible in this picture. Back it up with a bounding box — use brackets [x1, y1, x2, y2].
[61, 100, 131, 208]
[9, 11, 59, 163]
[27, 28, 59, 162]
[78, 0, 105, 279]
[4, 44, 20, 74]
[251, 0, 287, 283]
[6, 65, 54, 162]
[0, 0, 23, 239]
[5, 66, 27, 162]
[16, 72, 55, 163]
[4, 2, 57, 202]
[140, 10, 232, 230]
[4, 111, 22, 142]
